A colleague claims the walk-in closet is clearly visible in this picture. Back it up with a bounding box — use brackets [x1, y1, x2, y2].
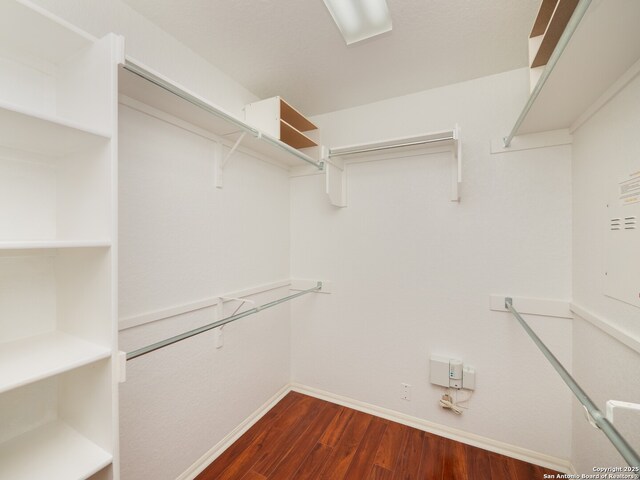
[0, 0, 639, 479]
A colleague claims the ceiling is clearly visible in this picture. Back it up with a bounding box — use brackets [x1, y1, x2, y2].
[122, 0, 540, 116]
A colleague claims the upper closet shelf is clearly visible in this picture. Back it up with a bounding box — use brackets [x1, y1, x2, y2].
[325, 128, 462, 207]
[505, 0, 640, 146]
[119, 59, 323, 170]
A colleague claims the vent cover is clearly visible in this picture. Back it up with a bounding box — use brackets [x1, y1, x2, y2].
[624, 216, 637, 230]
[610, 217, 637, 230]
[610, 218, 621, 230]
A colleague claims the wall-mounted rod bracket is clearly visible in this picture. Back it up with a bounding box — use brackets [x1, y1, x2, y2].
[606, 400, 640, 424]
[215, 132, 247, 189]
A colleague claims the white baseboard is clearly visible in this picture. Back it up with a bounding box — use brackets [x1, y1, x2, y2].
[176, 384, 291, 480]
[177, 382, 575, 479]
[290, 383, 574, 474]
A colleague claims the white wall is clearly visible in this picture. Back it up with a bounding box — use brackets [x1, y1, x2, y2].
[290, 68, 574, 459]
[571, 71, 640, 473]
[26, 0, 257, 115]
[116, 105, 291, 480]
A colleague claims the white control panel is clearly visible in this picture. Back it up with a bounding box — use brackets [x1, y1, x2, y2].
[605, 171, 640, 308]
[430, 354, 475, 390]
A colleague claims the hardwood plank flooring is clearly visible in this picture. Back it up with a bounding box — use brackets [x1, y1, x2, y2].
[196, 392, 560, 480]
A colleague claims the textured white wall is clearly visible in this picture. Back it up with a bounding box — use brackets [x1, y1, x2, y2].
[116, 106, 291, 480]
[571, 72, 640, 473]
[26, 0, 257, 115]
[290, 68, 574, 459]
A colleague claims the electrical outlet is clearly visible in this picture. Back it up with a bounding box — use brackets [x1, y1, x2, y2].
[400, 383, 412, 401]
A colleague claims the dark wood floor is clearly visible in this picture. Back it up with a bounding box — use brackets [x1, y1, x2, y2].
[196, 391, 559, 480]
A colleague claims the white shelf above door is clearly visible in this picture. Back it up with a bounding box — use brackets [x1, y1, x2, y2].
[0, 420, 112, 480]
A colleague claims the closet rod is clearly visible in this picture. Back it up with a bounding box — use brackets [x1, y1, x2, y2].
[329, 135, 454, 158]
[123, 60, 258, 138]
[122, 60, 323, 170]
[503, 0, 592, 147]
[505, 298, 640, 472]
[127, 282, 323, 361]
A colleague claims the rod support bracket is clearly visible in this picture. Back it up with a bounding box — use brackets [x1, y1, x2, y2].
[505, 297, 513, 309]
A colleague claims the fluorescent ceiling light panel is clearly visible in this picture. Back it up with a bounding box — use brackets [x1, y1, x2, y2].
[322, 0, 392, 45]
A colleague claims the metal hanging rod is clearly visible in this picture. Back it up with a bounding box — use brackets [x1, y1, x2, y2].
[127, 282, 323, 361]
[503, 0, 592, 148]
[329, 134, 455, 158]
[505, 298, 640, 472]
[122, 60, 323, 170]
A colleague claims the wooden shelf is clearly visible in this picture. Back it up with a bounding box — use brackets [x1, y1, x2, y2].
[0, 240, 111, 250]
[530, 0, 579, 68]
[280, 98, 317, 132]
[531, 0, 559, 37]
[514, 0, 640, 136]
[244, 95, 321, 165]
[0, 102, 111, 156]
[0, 420, 112, 480]
[0, 332, 110, 394]
[280, 120, 318, 149]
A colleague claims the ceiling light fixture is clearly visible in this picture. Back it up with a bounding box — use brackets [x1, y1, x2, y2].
[322, 0, 392, 45]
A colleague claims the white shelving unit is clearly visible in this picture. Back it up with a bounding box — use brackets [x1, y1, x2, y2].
[0, 1, 121, 479]
[507, 0, 640, 140]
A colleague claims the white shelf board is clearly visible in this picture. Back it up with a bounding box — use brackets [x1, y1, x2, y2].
[0, 420, 112, 480]
[0, 0, 94, 65]
[0, 332, 111, 394]
[0, 102, 111, 156]
[0, 240, 111, 250]
[119, 62, 242, 138]
[517, 0, 640, 134]
[119, 59, 322, 170]
[329, 130, 457, 160]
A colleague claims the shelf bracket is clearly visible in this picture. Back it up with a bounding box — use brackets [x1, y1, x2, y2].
[325, 147, 347, 208]
[451, 125, 461, 202]
[214, 132, 247, 189]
